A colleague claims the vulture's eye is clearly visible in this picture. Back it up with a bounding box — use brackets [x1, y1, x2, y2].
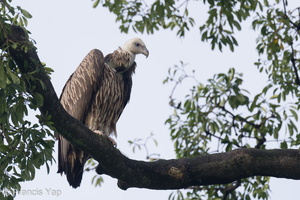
[135, 42, 140, 47]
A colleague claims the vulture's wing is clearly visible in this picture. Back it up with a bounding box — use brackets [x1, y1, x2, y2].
[59, 49, 104, 121]
[56, 49, 104, 188]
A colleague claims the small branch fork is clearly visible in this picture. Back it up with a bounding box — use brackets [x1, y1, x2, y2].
[219, 105, 267, 148]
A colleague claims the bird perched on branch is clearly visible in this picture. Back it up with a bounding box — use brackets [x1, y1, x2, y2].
[56, 38, 149, 188]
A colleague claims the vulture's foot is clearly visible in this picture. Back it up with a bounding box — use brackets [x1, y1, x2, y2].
[93, 130, 117, 147]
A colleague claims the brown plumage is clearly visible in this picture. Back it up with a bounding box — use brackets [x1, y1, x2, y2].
[56, 38, 149, 188]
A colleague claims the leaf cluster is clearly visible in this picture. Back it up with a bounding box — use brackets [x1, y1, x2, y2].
[0, 122, 54, 200]
[164, 19, 300, 195]
[0, 3, 55, 199]
[0, 0, 32, 27]
[160, 0, 300, 199]
[128, 132, 160, 161]
[169, 177, 270, 200]
[92, 0, 276, 52]
[164, 64, 294, 199]
[93, 0, 195, 37]
[200, 0, 264, 51]
[253, 2, 300, 100]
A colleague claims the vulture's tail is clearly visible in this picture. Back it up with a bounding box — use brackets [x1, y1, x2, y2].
[57, 136, 87, 188]
[65, 156, 84, 188]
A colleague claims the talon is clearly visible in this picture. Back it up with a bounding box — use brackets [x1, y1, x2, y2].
[93, 130, 117, 147]
[109, 137, 117, 147]
[93, 130, 104, 135]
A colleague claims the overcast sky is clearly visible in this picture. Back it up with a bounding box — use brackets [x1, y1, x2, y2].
[11, 0, 300, 199]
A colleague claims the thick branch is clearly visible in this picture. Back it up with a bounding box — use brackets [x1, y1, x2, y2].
[2, 24, 300, 191]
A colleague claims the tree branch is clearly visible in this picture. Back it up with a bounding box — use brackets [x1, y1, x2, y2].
[221, 180, 241, 200]
[290, 42, 300, 86]
[2, 24, 300, 191]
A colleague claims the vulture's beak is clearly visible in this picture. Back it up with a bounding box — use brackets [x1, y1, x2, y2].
[143, 47, 149, 58]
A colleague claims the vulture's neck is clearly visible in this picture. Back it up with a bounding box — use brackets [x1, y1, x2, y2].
[118, 46, 135, 67]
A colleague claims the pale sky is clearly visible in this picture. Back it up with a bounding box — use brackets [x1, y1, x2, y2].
[10, 0, 300, 199]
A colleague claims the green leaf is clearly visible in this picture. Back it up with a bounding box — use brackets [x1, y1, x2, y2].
[6, 66, 20, 84]
[21, 9, 32, 19]
[228, 95, 238, 109]
[32, 92, 44, 106]
[263, 0, 269, 6]
[11, 43, 18, 49]
[270, 94, 278, 99]
[0, 64, 5, 80]
[11, 111, 19, 126]
[93, 0, 101, 8]
[290, 109, 298, 121]
[280, 141, 287, 149]
[6, 166, 12, 172]
[0, 63, 6, 88]
[233, 20, 241, 30]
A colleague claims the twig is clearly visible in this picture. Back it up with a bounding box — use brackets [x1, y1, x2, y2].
[255, 135, 266, 149]
[219, 105, 260, 129]
[290, 43, 300, 86]
[221, 180, 241, 200]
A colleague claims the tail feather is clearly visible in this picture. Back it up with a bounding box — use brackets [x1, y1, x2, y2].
[65, 158, 84, 188]
[57, 136, 88, 188]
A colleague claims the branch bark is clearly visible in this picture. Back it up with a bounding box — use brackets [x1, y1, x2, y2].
[2, 24, 300, 191]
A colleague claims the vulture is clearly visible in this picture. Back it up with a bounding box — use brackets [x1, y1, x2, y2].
[56, 38, 149, 188]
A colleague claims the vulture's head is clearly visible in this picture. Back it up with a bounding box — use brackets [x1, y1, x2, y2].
[122, 38, 149, 58]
